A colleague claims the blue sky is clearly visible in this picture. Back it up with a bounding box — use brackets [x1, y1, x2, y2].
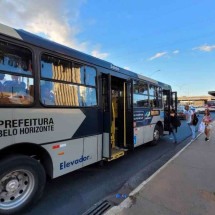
[1, 0, 215, 96]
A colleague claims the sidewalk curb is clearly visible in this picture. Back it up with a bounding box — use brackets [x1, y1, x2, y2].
[105, 130, 205, 215]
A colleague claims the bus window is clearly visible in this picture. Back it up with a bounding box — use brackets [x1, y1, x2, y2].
[40, 80, 55, 105]
[85, 66, 96, 86]
[0, 74, 34, 105]
[157, 87, 162, 97]
[0, 41, 32, 75]
[149, 85, 162, 108]
[149, 97, 157, 108]
[41, 55, 72, 82]
[149, 85, 156, 96]
[40, 80, 78, 106]
[133, 94, 149, 107]
[133, 81, 149, 107]
[139, 82, 148, 94]
[133, 81, 139, 93]
[0, 41, 34, 105]
[40, 80, 97, 107]
[73, 64, 85, 84]
[79, 86, 97, 106]
[40, 55, 97, 107]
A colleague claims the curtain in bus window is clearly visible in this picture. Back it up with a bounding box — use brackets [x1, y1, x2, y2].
[41, 55, 72, 82]
[40, 80, 81, 106]
[0, 41, 32, 75]
[54, 64, 71, 82]
[73, 64, 84, 84]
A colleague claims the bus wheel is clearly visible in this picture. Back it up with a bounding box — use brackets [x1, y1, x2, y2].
[0, 155, 46, 215]
[150, 125, 161, 146]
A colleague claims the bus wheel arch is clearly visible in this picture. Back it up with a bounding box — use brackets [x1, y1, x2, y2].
[0, 154, 46, 214]
[0, 143, 53, 179]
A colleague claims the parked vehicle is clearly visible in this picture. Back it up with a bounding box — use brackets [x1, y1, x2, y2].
[177, 105, 186, 119]
[195, 106, 205, 114]
[205, 101, 215, 112]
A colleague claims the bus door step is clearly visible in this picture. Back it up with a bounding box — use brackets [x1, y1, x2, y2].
[109, 148, 125, 161]
[114, 146, 128, 151]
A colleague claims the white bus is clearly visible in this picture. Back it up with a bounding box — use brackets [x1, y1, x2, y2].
[0, 23, 177, 214]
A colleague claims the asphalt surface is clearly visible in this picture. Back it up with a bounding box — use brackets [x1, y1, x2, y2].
[24, 112, 215, 215]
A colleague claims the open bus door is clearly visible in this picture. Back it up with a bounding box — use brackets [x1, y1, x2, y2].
[171, 91, 178, 132]
[101, 74, 133, 160]
[163, 90, 178, 134]
[126, 79, 134, 150]
[101, 74, 111, 159]
[171, 91, 178, 113]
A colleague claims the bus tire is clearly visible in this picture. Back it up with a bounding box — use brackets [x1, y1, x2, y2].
[0, 155, 46, 215]
[150, 124, 161, 146]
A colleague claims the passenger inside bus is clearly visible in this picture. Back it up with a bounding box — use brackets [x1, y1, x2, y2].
[0, 74, 31, 104]
[0, 73, 5, 95]
[40, 83, 55, 105]
[3, 75, 26, 94]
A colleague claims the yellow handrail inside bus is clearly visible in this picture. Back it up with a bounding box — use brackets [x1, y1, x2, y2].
[111, 98, 116, 148]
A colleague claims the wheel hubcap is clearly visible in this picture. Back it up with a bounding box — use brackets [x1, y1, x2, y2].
[6, 179, 19, 193]
[154, 130, 160, 140]
[0, 169, 35, 210]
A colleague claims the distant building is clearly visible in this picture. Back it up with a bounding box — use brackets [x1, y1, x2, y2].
[178, 95, 215, 106]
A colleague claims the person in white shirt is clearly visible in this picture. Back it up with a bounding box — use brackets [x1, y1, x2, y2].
[184, 105, 195, 140]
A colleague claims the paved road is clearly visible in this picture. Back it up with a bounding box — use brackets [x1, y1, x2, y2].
[25, 113, 215, 215]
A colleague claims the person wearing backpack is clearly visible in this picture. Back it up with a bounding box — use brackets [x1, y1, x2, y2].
[191, 111, 199, 139]
[192, 112, 199, 127]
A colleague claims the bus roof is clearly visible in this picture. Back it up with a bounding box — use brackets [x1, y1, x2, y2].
[0, 23, 171, 90]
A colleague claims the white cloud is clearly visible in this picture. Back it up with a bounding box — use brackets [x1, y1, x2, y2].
[193, 44, 215, 52]
[0, 0, 86, 50]
[0, 0, 107, 56]
[173, 50, 179, 54]
[124, 66, 130, 70]
[148, 52, 167, 61]
[91, 50, 109, 59]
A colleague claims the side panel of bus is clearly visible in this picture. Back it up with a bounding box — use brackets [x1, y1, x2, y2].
[42, 135, 102, 178]
[0, 108, 103, 178]
[133, 110, 164, 147]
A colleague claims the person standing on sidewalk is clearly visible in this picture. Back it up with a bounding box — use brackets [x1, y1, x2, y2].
[184, 105, 195, 140]
[203, 109, 212, 141]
